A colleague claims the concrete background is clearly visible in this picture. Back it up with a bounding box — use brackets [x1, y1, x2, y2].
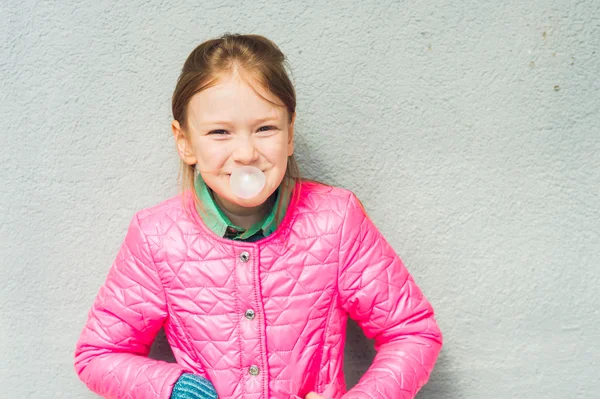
[1, 0, 599, 398]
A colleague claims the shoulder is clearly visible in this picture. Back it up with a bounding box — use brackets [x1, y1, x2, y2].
[288, 180, 372, 244]
[296, 180, 365, 216]
[298, 180, 361, 205]
[131, 192, 194, 232]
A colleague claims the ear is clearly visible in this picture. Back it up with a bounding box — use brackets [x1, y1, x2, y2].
[287, 112, 295, 157]
[172, 119, 197, 165]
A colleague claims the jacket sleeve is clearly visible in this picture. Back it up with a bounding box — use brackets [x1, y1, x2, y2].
[337, 193, 443, 399]
[74, 213, 190, 399]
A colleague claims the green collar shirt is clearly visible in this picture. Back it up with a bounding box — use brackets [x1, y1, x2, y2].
[194, 174, 290, 242]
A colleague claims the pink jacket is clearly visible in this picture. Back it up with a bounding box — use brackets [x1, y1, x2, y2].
[74, 181, 442, 399]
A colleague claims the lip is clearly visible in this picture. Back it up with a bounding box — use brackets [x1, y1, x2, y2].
[226, 169, 267, 174]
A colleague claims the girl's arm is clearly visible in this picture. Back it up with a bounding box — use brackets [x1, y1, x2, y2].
[74, 214, 194, 398]
[337, 193, 443, 399]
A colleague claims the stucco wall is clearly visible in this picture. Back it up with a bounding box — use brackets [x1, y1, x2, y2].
[1, 1, 598, 397]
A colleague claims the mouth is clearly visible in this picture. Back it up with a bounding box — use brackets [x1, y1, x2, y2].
[226, 169, 268, 175]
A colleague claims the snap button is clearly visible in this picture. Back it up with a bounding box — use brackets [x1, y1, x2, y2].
[244, 309, 255, 320]
[249, 365, 260, 376]
[240, 251, 250, 262]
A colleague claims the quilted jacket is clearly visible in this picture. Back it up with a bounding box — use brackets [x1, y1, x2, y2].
[74, 181, 442, 399]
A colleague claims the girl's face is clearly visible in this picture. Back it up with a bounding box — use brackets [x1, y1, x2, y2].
[173, 72, 295, 213]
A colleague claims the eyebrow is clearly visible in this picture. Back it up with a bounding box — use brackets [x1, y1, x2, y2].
[201, 116, 280, 126]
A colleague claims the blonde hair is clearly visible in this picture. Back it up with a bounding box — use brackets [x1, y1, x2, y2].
[171, 33, 304, 227]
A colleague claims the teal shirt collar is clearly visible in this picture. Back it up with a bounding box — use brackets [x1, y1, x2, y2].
[194, 173, 289, 240]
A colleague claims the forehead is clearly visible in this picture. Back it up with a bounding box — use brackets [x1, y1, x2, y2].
[189, 73, 285, 122]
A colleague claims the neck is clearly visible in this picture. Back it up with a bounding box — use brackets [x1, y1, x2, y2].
[213, 194, 273, 230]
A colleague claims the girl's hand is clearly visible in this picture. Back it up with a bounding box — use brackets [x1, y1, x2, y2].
[305, 392, 327, 399]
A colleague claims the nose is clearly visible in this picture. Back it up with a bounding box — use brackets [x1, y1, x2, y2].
[231, 135, 259, 165]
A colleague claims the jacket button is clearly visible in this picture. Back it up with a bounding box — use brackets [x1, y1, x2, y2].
[240, 252, 250, 262]
[244, 309, 255, 320]
[249, 365, 260, 376]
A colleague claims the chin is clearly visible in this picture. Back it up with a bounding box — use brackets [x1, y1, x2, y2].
[218, 176, 279, 208]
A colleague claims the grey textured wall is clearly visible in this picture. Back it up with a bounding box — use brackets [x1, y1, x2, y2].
[1, 0, 599, 398]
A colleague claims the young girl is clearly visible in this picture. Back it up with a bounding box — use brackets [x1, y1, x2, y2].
[74, 33, 442, 399]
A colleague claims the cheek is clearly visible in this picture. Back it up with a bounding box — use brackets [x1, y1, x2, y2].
[260, 136, 289, 163]
[196, 142, 229, 166]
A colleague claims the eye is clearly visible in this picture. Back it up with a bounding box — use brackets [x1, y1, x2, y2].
[257, 125, 278, 133]
[208, 129, 228, 135]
